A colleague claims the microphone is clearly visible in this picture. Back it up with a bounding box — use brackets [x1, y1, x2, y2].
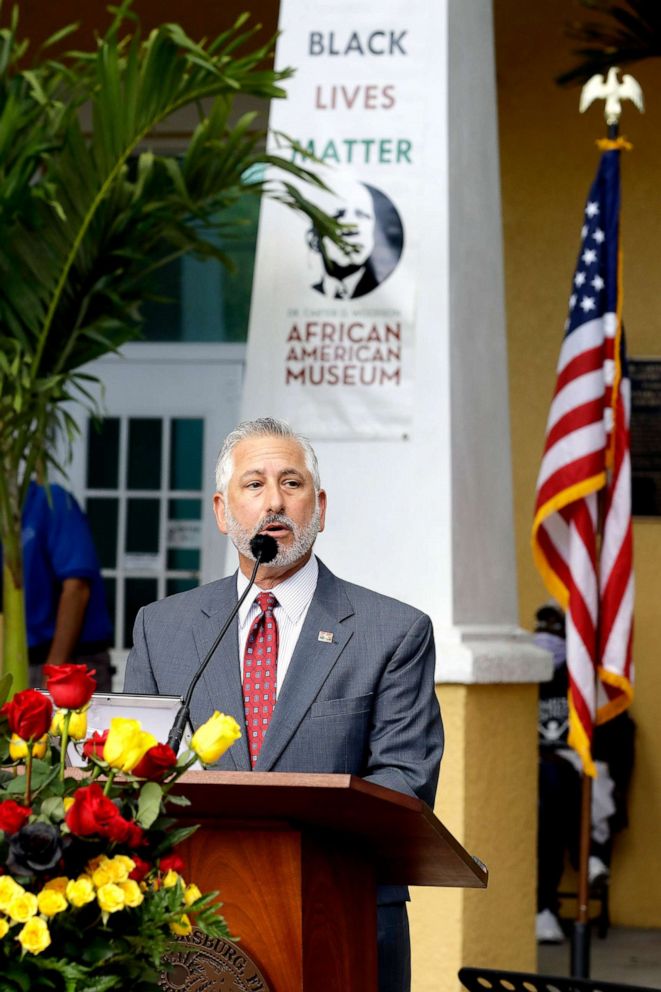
[249, 533, 279, 566]
[166, 533, 278, 754]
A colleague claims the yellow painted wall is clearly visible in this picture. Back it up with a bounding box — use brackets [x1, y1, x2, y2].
[494, 0, 661, 927]
[410, 684, 538, 992]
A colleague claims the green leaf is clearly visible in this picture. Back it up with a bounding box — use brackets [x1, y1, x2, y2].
[39, 795, 65, 821]
[0, 672, 13, 706]
[151, 823, 198, 857]
[137, 780, 163, 828]
[163, 793, 190, 807]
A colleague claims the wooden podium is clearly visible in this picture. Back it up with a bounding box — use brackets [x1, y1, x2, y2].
[173, 772, 487, 992]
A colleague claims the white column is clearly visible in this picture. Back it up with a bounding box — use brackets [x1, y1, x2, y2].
[239, 0, 550, 685]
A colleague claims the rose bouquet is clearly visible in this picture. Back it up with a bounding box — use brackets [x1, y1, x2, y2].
[0, 665, 241, 992]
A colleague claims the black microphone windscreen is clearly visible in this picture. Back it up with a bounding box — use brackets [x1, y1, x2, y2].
[249, 533, 278, 564]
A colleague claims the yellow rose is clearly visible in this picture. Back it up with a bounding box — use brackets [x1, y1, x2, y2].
[85, 854, 108, 874]
[68, 710, 87, 740]
[119, 880, 144, 908]
[8, 891, 38, 923]
[43, 877, 69, 895]
[97, 883, 125, 914]
[102, 856, 134, 884]
[0, 917, 9, 939]
[170, 913, 192, 936]
[51, 709, 88, 741]
[111, 855, 135, 881]
[9, 735, 28, 761]
[103, 718, 157, 773]
[0, 877, 23, 913]
[190, 712, 241, 765]
[184, 883, 202, 907]
[93, 857, 130, 885]
[92, 864, 115, 888]
[66, 877, 95, 908]
[162, 870, 181, 889]
[17, 917, 51, 955]
[9, 733, 48, 760]
[36, 890, 67, 917]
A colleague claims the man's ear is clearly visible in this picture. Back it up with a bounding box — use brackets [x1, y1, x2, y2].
[317, 489, 327, 532]
[213, 492, 228, 535]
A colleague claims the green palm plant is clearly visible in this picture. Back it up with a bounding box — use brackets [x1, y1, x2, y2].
[0, 2, 340, 690]
[557, 0, 661, 85]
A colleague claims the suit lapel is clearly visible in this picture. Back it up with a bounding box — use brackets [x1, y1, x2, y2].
[191, 577, 251, 771]
[255, 561, 355, 771]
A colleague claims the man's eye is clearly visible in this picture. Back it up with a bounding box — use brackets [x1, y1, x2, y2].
[245, 482, 262, 490]
[283, 480, 301, 488]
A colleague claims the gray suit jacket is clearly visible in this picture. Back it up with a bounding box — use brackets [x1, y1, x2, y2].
[124, 558, 443, 898]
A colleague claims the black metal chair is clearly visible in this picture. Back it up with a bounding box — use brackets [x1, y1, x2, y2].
[458, 967, 659, 992]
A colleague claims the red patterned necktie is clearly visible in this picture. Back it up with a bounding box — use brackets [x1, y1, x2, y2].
[243, 591, 279, 766]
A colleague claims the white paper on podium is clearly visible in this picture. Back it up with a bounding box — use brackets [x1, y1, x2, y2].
[41, 692, 200, 769]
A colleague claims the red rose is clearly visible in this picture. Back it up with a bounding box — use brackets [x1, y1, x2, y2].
[1, 689, 52, 741]
[132, 743, 177, 781]
[129, 855, 151, 882]
[82, 730, 109, 761]
[159, 853, 185, 875]
[65, 782, 143, 847]
[44, 664, 96, 710]
[66, 783, 127, 839]
[0, 800, 32, 834]
[123, 821, 145, 848]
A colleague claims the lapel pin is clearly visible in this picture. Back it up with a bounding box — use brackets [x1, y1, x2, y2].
[318, 630, 333, 643]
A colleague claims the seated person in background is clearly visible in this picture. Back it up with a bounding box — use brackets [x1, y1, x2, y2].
[0, 481, 114, 690]
[535, 602, 635, 944]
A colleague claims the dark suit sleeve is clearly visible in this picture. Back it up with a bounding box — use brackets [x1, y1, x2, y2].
[363, 613, 443, 808]
[123, 607, 158, 694]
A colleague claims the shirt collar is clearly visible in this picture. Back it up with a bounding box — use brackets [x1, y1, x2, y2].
[319, 267, 364, 299]
[237, 554, 319, 627]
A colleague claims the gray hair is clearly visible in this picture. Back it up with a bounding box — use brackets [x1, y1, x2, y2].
[215, 417, 321, 494]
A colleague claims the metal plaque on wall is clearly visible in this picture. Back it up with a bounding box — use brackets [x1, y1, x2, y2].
[630, 357, 661, 517]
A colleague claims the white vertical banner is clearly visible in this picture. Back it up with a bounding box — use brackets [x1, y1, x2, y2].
[242, 1, 443, 439]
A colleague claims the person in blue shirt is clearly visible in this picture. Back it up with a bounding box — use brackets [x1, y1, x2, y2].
[1, 482, 113, 690]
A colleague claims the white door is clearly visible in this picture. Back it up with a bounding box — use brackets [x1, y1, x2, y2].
[64, 342, 245, 684]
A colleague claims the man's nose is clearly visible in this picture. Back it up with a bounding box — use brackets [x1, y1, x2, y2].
[263, 482, 284, 513]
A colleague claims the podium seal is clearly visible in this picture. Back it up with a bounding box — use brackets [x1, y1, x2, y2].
[161, 929, 271, 992]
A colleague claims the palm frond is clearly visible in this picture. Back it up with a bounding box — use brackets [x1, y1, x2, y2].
[557, 0, 661, 85]
[0, 0, 345, 607]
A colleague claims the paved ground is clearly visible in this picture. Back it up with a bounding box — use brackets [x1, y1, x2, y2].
[538, 928, 661, 988]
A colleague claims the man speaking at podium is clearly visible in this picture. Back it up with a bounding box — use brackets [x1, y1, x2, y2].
[124, 417, 443, 992]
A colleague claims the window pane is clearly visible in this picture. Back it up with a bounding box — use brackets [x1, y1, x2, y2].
[167, 578, 198, 597]
[167, 548, 200, 570]
[127, 419, 162, 490]
[138, 258, 182, 342]
[137, 190, 261, 343]
[168, 498, 202, 520]
[124, 578, 158, 649]
[86, 498, 119, 569]
[126, 499, 160, 554]
[87, 418, 120, 489]
[170, 420, 203, 491]
[166, 498, 201, 570]
[103, 578, 116, 645]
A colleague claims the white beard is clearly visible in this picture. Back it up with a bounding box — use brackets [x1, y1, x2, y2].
[225, 500, 322, 568]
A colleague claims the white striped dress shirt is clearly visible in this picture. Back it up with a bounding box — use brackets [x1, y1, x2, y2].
[236, 555, 319, 695]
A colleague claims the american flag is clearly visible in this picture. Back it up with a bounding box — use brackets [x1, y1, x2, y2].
[532, 145, 634, 776]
